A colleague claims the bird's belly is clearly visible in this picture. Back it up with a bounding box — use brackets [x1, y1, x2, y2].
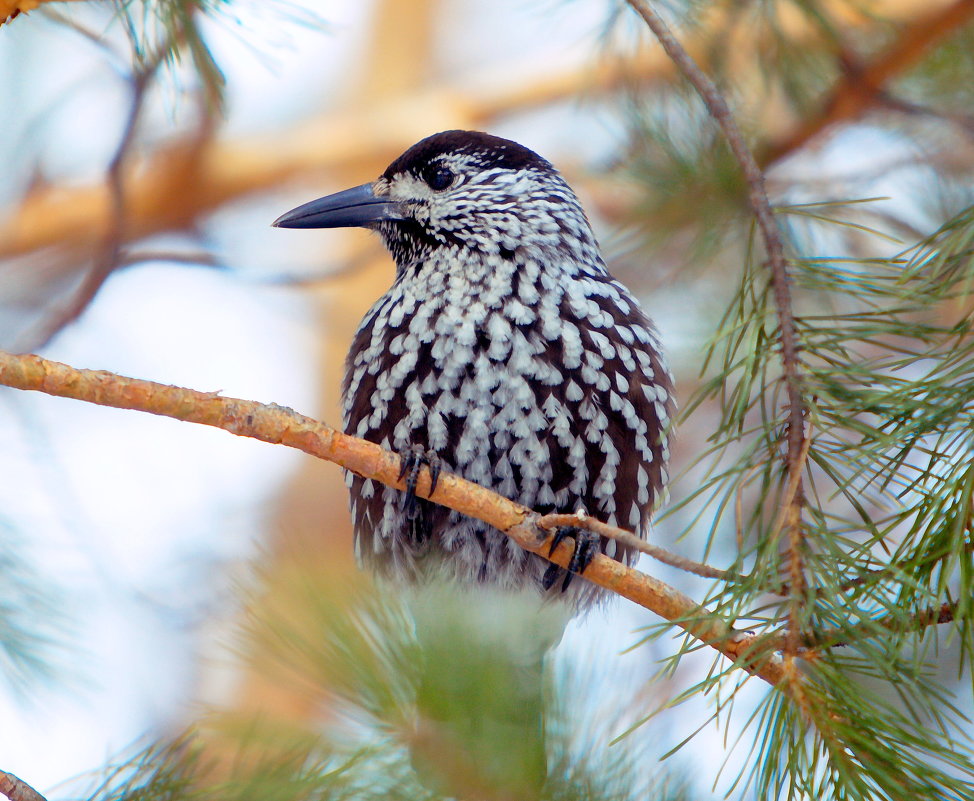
[392, 358, 564, 509]
[346, 354, 570, 588]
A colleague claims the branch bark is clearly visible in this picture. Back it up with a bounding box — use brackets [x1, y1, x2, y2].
[0, 349, 784, 685]
[0, 61, 675, 262]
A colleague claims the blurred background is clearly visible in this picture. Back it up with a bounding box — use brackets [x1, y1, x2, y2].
[1, 0, 974, 798]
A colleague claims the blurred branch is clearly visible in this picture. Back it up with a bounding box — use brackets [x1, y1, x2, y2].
[761, 0, 974, 166]
[0, 0, 82, 25]
[117, 249, 221, 269]
[0, 349, 785, 685]
[624, 0, 809, 655]
[39, 6, 122, 54]
[0, 771, 46, 801]
[32, 33, 172, 347]
[878, 91, 974, 140]
[0, 0, 951, 261]
[0, 63, 673, 261]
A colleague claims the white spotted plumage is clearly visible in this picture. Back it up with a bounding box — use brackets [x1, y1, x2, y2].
[340, 130, 674, 608]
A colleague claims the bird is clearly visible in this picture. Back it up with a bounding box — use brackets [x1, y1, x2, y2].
[274, 130, 674, 798]
[273, 130, 674, 611]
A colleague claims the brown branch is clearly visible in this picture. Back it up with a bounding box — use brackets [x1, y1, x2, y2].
[0, 771, 47, 801]
[625, 0, 809, 655]
[761, 0, 974, 166]
[0, 349, 785, 685]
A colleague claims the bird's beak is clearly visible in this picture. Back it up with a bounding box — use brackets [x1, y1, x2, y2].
[272, 182, 399, 229]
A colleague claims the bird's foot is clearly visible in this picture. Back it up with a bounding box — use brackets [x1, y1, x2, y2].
[398, 445, 441, 522]
[541, 526, 599, 593]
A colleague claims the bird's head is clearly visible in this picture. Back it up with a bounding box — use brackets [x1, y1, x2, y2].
[273, 130, 598, 268]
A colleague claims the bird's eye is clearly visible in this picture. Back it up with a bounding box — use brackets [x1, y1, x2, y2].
[425, 167, 455, 191]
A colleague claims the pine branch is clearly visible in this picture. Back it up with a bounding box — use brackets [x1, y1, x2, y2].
[624, 0, 808, 655]
[0, 348, 785, 685]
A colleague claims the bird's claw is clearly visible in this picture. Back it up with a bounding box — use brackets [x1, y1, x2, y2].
[540, 526, 599, 592]
[398, 445, 441, 521]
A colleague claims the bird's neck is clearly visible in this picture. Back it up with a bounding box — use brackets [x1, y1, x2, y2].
[383, 243, 616, 324]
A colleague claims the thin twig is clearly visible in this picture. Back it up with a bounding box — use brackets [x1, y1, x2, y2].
[0, 349, 785, 685]
[625, 0, 809, 655]
[41, 8, 126, 62]
[765, 421, 813, 652]
[537, 512, 736, 581]
[0, 771, 47, 801]
[537, 509, 898, 602]
[767, 426, 812, 544]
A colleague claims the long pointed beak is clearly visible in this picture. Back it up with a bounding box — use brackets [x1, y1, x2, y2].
[272, 182, 398, 229]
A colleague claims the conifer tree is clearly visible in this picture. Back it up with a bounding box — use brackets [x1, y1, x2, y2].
[3, 2, 974, 799]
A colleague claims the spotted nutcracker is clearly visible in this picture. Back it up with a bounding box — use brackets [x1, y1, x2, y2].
[274, 130, 674, 609]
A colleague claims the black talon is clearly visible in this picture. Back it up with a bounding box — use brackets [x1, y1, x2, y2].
[427, 454, 441, 496]
[396, 451, 413, 484]
[397, 445, 440, 523]
[541, 562, 562, 591]
[542, 526, 601, 593]
[399, 448, 420, 521]
[546, 526, 574, 559]
[568, 529, 598, 574]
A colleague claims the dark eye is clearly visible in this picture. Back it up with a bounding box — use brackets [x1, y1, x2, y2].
[425, 166, 455, 191]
